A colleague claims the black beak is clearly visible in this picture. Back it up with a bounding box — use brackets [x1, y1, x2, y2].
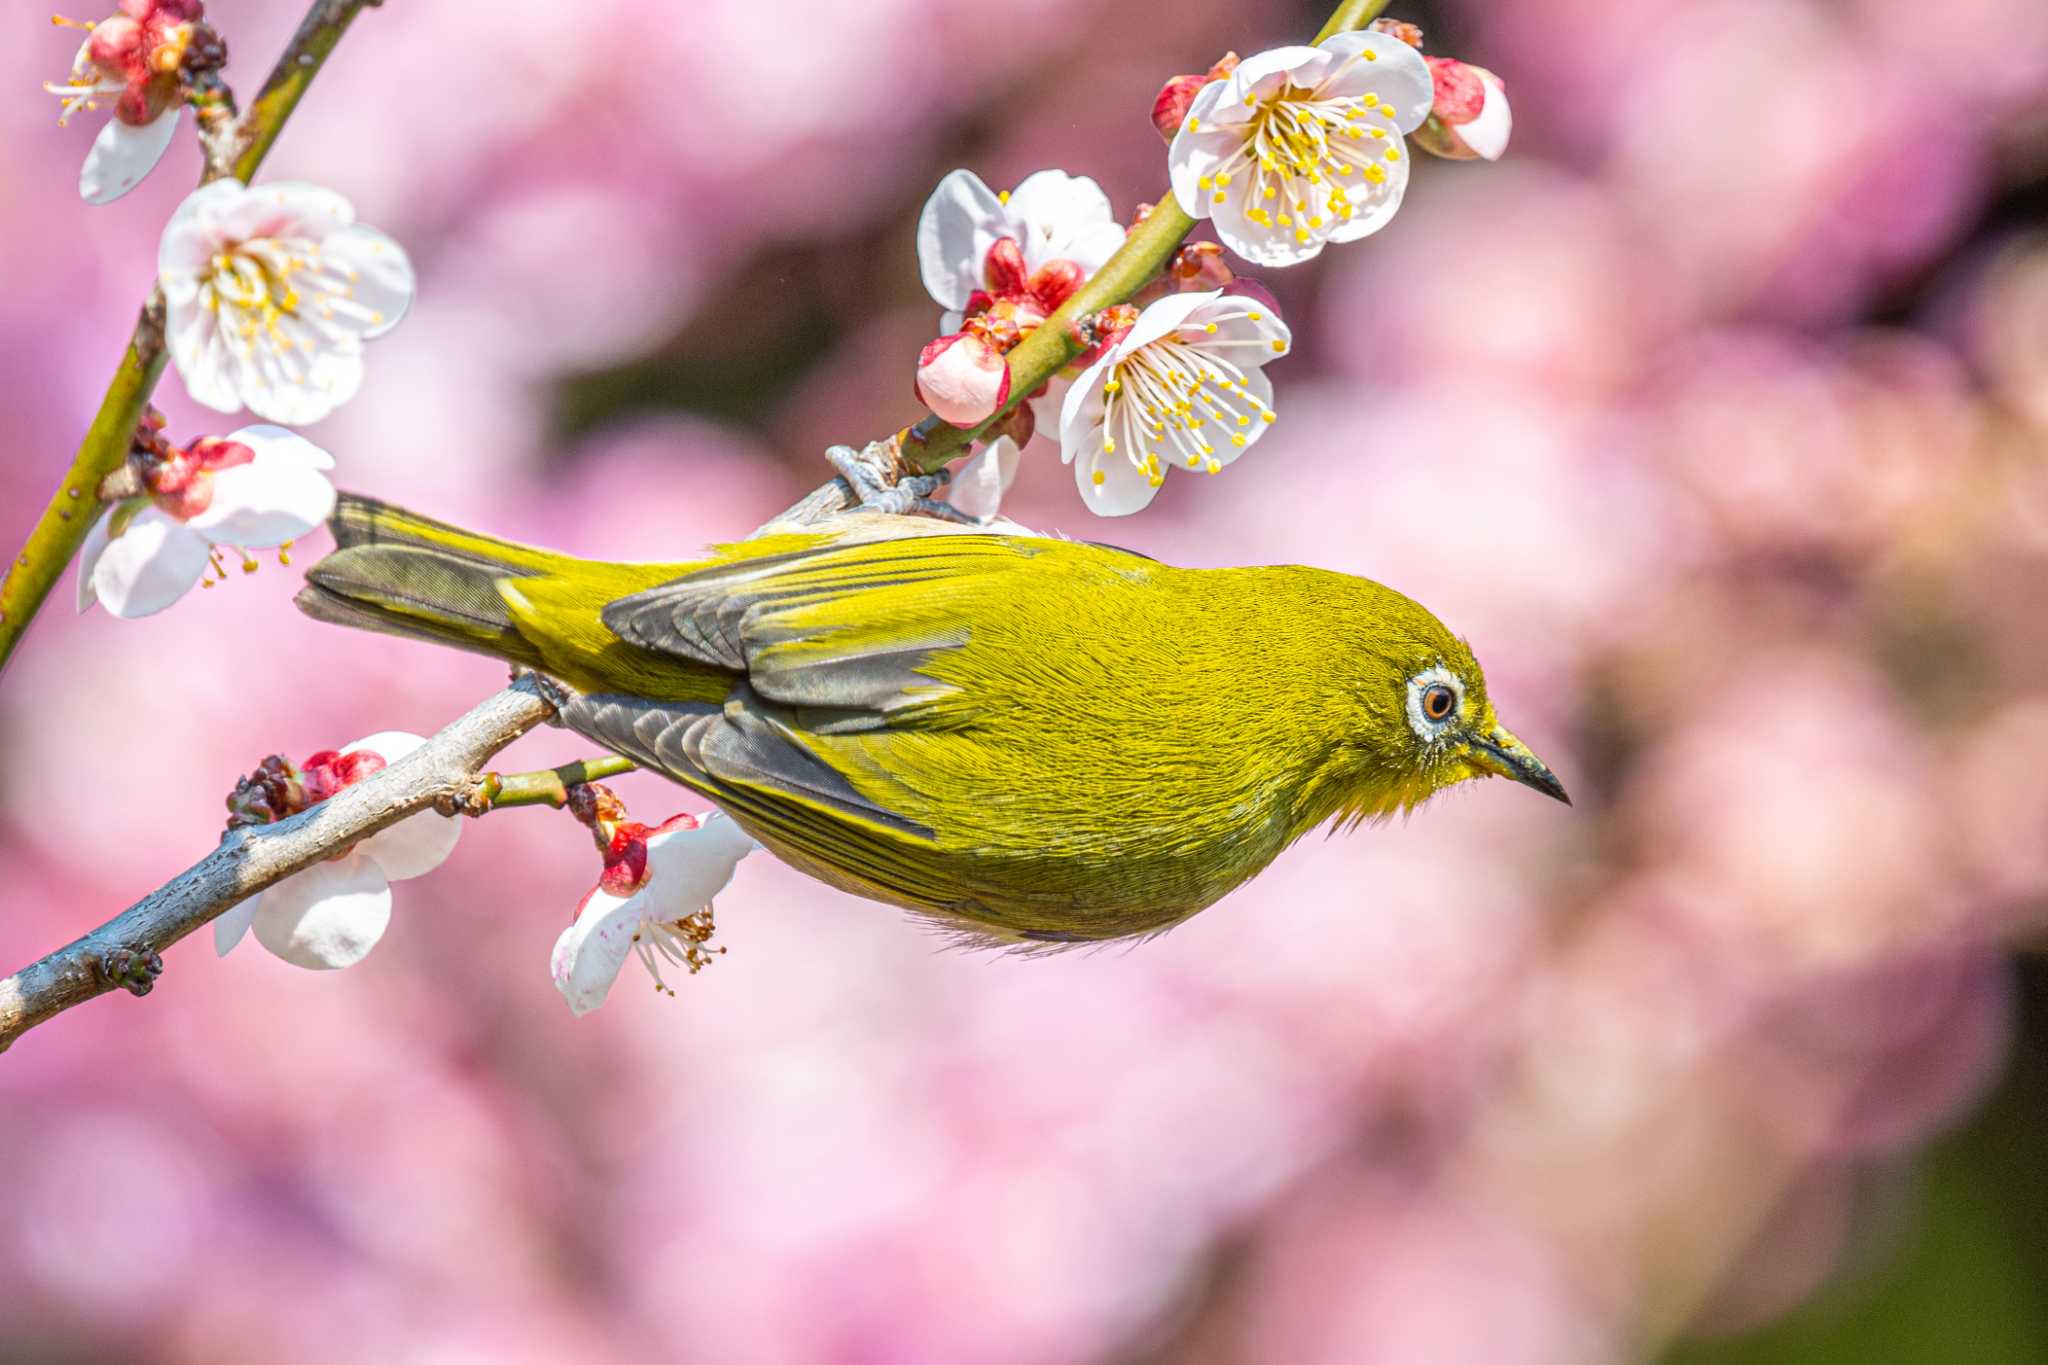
[1468, 725, 1571, 806]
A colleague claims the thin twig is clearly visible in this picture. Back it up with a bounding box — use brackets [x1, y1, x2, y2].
[464, 754, 640, 813]
[0, 0, 382, 682]
[0, 678, 555, 1053]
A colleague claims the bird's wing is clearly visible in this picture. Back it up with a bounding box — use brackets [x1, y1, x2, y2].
[572, 533, 1043, 873]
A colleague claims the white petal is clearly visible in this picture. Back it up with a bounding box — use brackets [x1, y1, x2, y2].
[1316, 33, 1434, 133]
[251, 854, 393, 970]
[1186, 294, 1293, 357]
[1167, 83, 1239, 218]
[1006, 170, 1119, 271]
[357, 811, 461, 883]
[317, 225, 416, 339]
[1325, 154, 1412, 244]
[1058, 354, 1117, 461]
[916, 169, 1018, 309]
[551, 887, 647, 1016]
[90, 508, 211, 618]
[80, 109, 181, 206]
[164, 294, 243, 414]
[945, 436, 1023, 521]
[222, 181, 354, 242]
[158, 179, 245, 286]
[241, 346, 364, 426]
[213, 897, 258, 956]
[1074, 441, 1160, 518]
[76, 510, 111, 613]
[1461, 74, 1513, 161]
[228, 423, 336, 470]
[1207, 365, 1275, 468]
[1212, 189, 1326, 267]
[1056, 221, 1128, 277]
[1122, 290, 1224, 353]
[1224, 46, 1328, 105]
[640, 812, 759, 908]
[187, 446, 335, 547]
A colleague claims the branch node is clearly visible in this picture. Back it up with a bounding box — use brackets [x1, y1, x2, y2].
[98, 947, 165, 998]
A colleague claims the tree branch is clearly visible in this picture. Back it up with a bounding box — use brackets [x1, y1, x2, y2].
[0, 0, 383, 683]
[0, 677, 556, 1053]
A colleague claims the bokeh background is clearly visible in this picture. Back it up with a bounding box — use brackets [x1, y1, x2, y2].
[5, 0, 2048, 1360]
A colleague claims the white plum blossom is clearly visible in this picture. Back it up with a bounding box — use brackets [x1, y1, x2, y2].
[1168, 31, 1433, 266]
[214, 733, 461, 970]
[44, 1, 202, 204]
[551, 811, 759, 1016]
[159, 179, 415, 425]
[1058, 290, 1291, 517]
[917, 168, 1126, 321]
[78, 425, 334, 619]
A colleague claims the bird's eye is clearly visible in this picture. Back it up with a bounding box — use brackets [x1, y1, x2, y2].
[1421, 683, 1457, 722]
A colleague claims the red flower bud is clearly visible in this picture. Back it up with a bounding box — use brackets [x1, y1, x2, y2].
[1414, 57, 1512, 162]
[983, 236, 1028, 296]
[1150, 52, 1240, 142]
[1168, 240, 1234, 292]
[1026, 258, 1084, 311]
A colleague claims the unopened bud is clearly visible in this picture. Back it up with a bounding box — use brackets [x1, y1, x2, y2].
[1151, 52, 1239, 142]
[1369, 18, 1425, 49]
[1168, 240, 1233, 292]
[1026, 258, 1084, 311]
[1412, 57, 1511, 162]
[983, 236, 1028, 296]
[916, 331, 1011, 428]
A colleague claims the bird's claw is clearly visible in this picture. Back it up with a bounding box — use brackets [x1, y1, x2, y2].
[827, 443, 977, 525]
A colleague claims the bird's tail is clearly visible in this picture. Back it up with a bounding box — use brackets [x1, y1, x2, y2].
[295, 493, 555, 668]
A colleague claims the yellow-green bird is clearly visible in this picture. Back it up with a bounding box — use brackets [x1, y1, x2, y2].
[298, 491, 1567, 946]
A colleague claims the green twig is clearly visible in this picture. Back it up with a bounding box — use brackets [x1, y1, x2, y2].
[0, 0, 381, 682]
[900, 0, 1392, 473]
[473, 755, 640, 812]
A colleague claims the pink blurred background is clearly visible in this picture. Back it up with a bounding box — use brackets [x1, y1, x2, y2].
[5, 1, 2048, 1361]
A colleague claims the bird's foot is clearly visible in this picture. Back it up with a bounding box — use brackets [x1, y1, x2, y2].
[827, 442, 975, 524]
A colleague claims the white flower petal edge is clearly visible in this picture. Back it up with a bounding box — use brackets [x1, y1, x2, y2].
[1004, 170, 1125, 274]
[250, 852, 394, 970]
[184, 427, 338, 547]
[87, 506, 214, 619]
[158, 180, 416, 424]
[944, 436, 1023, 522]
[551, 813, 759, 1016]
[80, 107, 181, 206]
[1057, 290, 1292, 517]
[916, 170, 1018, 310]
[214, 896, 259, 957]
[1167, 32, 1432, 266]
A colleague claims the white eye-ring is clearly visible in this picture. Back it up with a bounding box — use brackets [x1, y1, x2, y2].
[1406, 665, 1464, 742]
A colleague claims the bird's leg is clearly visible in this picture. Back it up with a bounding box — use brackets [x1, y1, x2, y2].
[826, 441, 975, 524]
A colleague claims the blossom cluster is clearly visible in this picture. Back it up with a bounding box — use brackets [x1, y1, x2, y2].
[911, 25, 1508, 517]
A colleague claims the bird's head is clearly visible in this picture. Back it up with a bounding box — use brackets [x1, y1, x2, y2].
[1322, 593, 1569, 826]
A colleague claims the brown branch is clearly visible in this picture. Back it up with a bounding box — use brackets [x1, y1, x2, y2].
[0, 678, 555, 1053]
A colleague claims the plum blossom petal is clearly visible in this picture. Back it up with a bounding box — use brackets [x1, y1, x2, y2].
[79, 427, 336, 619]
[944, 436, 1023, 522]
[1168, 31, 1432, 266]
[551, 813, 759, 1016]
[1004, 170, 1125, 274]
[80, 106, 181, 205]
[917, 170, 1018, 310]
[82, 505, 213, 618]
[916, 331, 1010, 427]
[158, 180, 415, 424]
[1058, 290, 1291, 517]
[182, 427, 337, 546]
[250, 852, 393, 970]
[332, 732, 464, 879]
[213, 896, 257, 956]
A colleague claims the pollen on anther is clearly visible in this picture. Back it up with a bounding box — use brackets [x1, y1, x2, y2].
[1204, 322, 1218, 334]
[1091, 469, 1106, 486]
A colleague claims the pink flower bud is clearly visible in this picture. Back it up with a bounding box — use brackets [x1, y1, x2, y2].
[1151, 52, 1239, 142]
[916, 331, 1011, 427]
[88, 16, 147, 80]
[1413, 57, 1512, 162]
